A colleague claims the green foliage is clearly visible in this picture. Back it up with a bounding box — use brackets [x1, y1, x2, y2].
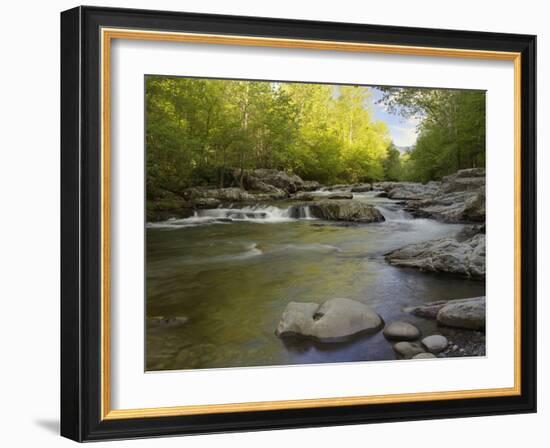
[145, 77, 391, 197]
[382, 143, 402, 181]
[146, 78, 486, 196]
[377, 88, 486, 182]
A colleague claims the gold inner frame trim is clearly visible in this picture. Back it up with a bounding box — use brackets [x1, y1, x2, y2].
[100, 27, 522, 421]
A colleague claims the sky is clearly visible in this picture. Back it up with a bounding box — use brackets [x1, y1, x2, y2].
[369, 87, 421, 150]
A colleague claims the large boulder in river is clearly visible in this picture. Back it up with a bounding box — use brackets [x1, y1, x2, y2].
[307, 200, 385, 223]
[301, 180, 322, 191]
[385, 233, 485, 278]
[242, 168, 304, 194]
[275, 298, 384, 342]
[245, 178, 289, 199]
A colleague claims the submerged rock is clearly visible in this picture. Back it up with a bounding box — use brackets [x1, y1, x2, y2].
[393, 341, 425, 359]
[275, 298, 383, 342]
[307, 200, 385, 223]
[383, 321, 421, 341]
[385, 234, 485, 278]
[421, 335, 448, 353]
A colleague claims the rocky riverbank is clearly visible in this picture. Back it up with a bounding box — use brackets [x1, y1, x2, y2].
[275, 296, 485, 360]
[147, 167, 485, 224]
[385, 233, 485, 279]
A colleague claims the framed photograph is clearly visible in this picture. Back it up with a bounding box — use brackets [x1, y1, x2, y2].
[60, 6, 536, 441]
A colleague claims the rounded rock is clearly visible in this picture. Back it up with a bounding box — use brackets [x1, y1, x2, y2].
[421, 335, 448, 353]
[383, 321, 421, 341]
[393, 341, 425, 359]
[276, 298, 383, 342]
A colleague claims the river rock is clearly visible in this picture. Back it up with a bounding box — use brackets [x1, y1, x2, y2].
[405, 168, 485, 223]
[385, 233, 485, 278]
[406, 296, 486, 331]
[437, 296, 486, 330]
[325, 184, 350, 192]
[387, 182, 440, 200]
[383, 321, 421, 341]
[406, 299, 457, 319]
[301, 180, 322, 191]
[275, 298, 384, 342]
[146, 190, 194, 222]
[421, 335, 448, 353]
[293, 192, 315, 201]
[350, 184, 372, 193]
[193, 197, 222, 208]
[327, 193, 354, 200]
[393, 341, 425, 359]
[240, 168, 304, 194]
[413, 352, 437, 359]
[246, 179, 289, 199]
[307, 200, 385, 223]
[183, 186, 256, 203]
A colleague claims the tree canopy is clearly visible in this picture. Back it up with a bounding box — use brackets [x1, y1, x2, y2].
[146, 77, 486, 198]
[146, 77, 392, 198]
[377, 87, 486, 182]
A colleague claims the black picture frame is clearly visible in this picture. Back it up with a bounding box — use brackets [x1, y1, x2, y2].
[61, 5, 536, 442]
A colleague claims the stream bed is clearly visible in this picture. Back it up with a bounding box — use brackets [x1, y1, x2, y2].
[146, 192, 485, 371]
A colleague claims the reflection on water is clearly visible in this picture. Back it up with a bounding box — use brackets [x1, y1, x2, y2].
[146, 195, 485, 371]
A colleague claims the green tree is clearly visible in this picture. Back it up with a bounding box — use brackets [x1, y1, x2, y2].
[377, 87, 485, 182]
[383, 142, 402, 181]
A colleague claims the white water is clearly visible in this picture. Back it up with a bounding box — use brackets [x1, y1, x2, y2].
[147, 188, 433, 230]
[147, 204, 316, 229]
[375, 204, 412, 221]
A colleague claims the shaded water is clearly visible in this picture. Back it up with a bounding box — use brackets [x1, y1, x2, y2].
[146, 193, 485, 371]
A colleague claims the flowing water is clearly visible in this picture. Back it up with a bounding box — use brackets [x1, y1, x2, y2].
[146, 192, 485, 371]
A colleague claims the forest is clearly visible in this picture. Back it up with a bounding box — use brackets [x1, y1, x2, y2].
[145, 76, 486, 199]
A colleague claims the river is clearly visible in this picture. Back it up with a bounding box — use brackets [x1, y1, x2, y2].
[146, 191, 485, 371]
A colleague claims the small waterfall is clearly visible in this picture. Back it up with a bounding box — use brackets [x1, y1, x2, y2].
[196, 205, 292, 222]
[149, 204, 316, 228]
[289, 204, 314, 220]
[375, 205, 412, 221]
